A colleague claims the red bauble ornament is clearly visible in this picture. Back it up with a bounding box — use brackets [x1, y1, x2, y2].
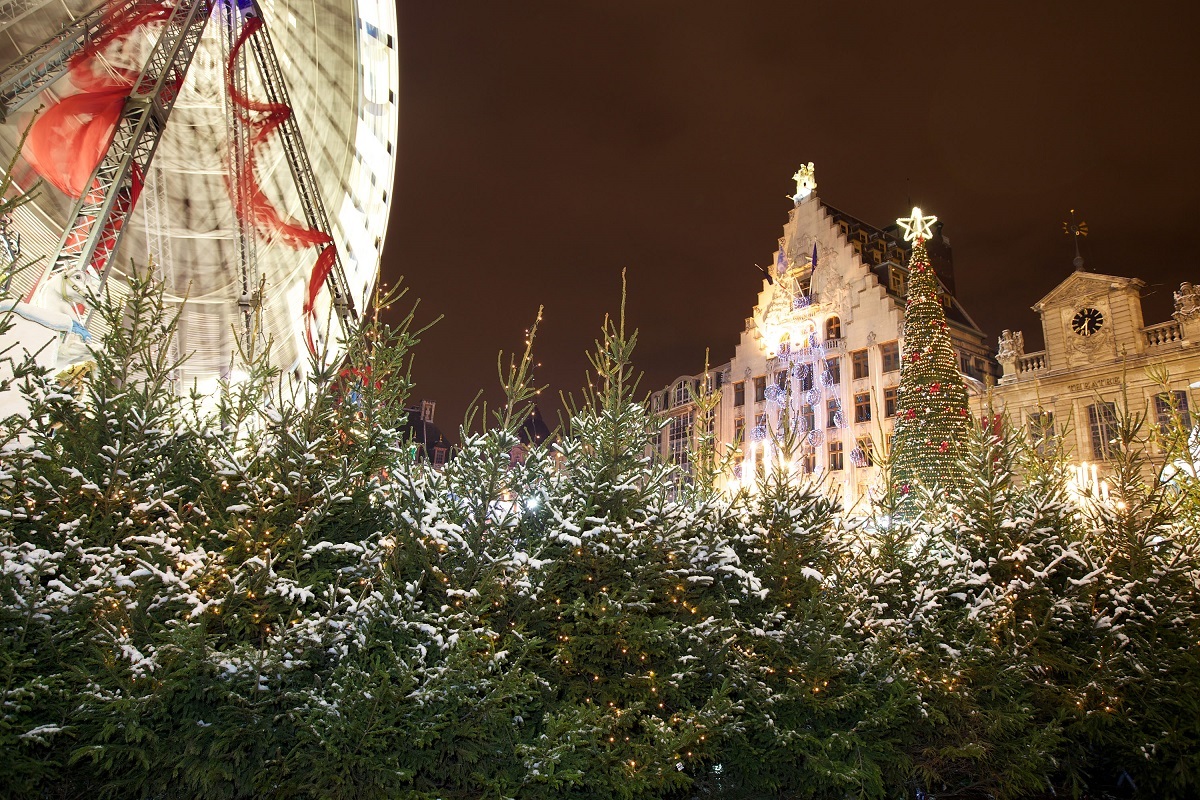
[929, 382, 941, 394]
[938, 440, 950, 453]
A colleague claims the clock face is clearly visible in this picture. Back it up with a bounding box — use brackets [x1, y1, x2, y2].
[1071, 307, 1104, 337]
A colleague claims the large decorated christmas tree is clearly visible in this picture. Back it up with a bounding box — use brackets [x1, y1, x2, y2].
[890, 207, 971, 500]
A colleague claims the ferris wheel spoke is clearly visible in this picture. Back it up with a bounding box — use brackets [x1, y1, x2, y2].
[237, 1, 356, 330]
[0, 0, 141, 121]
[43, 0, 213, 322]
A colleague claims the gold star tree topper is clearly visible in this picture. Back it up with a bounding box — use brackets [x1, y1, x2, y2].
[896, 206, 937, 243]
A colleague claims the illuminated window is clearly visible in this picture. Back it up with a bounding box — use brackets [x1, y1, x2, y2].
[801, 404, 815, 434]
[826, 398, 839, 429]
[733, 381, 745, 407]
[754, 376, 767, 403]
[854, 392, 871, 423]
[881, 341, 900, 373]
[851, 349, 869, 380]
[828, 439, 844, 471]
[825, 316, 842, 340]
[734, 416, 745, 444]
[889, 266, 906, 294]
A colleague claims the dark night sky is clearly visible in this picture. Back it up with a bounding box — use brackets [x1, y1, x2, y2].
[385, 1, 1200, 438]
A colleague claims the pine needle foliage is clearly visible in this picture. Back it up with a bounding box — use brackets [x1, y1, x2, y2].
[1, 271, 1199, 799]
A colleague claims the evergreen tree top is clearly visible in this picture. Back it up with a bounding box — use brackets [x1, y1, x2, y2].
[890, 209, 971, 502]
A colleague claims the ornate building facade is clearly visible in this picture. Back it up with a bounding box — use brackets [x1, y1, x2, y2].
[652, 168, 995, 510]
[988, 272, 1200, 468]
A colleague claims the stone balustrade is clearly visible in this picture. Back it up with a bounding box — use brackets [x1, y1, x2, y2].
[1017, 351, 1047, 373]
[1144, 320, 1183, 347]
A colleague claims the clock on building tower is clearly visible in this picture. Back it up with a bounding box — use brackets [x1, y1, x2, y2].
[1071, 307, 1105, 337]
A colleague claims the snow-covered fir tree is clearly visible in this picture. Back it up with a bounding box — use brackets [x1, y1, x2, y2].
[2, 271, 1199, 799]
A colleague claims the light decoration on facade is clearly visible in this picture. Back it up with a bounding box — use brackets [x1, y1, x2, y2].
[740, 240, 845, 491]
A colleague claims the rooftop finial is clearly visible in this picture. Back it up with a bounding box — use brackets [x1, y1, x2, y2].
[1063, 209, 1088, 271]
[790, 163, 816, 204]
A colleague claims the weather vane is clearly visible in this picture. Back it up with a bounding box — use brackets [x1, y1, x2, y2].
[896, 206, 937, 243]
[1063, 209, 1088, 271]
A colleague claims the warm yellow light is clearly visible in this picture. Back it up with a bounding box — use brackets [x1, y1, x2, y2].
[896, 207, 938, 242]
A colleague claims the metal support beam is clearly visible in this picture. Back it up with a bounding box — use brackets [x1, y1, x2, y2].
[0, 0, 138, 121]
[243, 1, 357, 328]
[0, 0, 53, 35]
[221, 2, 259, 345]
[42, 0, 212, 317]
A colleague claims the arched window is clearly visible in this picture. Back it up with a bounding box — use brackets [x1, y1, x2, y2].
[825, 316, 842, 340]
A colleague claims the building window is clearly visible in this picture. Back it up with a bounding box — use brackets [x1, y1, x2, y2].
[432, 447, 447, 468]
[798, 364, 814, 392]
[889, 266, 906, 294]
[1027, 411, 1055, 457]
[734, 416, 745, 444]
[1088, 402, 1118, 460]
[826, 316, 842, 340]
[775, 370, 788, 390]
[754, 376, 767, 403]
[668, 411, 694, 470]
[958, 351, 985, 379]
[1154, 391, 1192, 433]
[854, 436, 874, 467]
[672, 380, 692, 408]
[825, 357, 841, 385]
[826, 398, 840, 429]
[801, 450, 816, 474]
[884, 386, 898, 417]
[881, 341, 900, 373]
[801, 404, 815, 434]
[733, 381, 745, 407]
[828, 439, 844, 471]
[854, 392, 871, 423]
[851, 349, 869, 380]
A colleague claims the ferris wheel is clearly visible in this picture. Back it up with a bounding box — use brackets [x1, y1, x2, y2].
[0, 0, 398, 392]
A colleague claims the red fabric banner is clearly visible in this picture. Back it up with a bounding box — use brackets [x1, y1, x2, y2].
[226, 15, 338, 354]
[23, 1, 174, 198]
